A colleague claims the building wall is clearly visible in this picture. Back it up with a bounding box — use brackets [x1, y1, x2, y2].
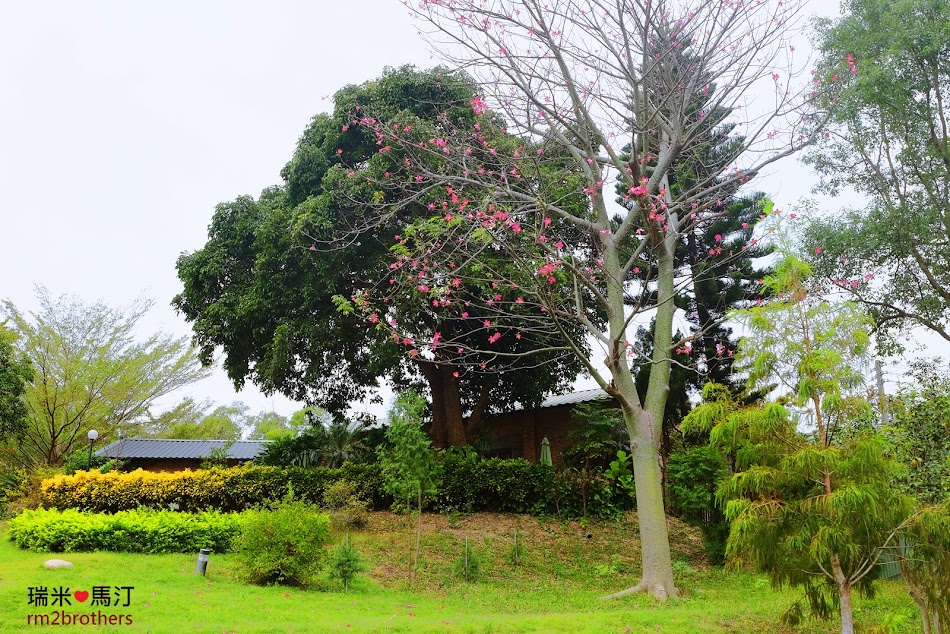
[482, 404, 578, 467]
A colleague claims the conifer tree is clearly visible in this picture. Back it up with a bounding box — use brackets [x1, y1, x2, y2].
[685, 255, 914, 634]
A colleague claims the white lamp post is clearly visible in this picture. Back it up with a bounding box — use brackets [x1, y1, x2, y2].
[86, 429, 99, 470]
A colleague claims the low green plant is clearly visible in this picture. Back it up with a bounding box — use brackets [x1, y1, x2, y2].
[507, 526, 525, 567]
[867, 611, 914, 634]
[62, 450, 115, 475]
[233, 497, 330, 586]
[7, 507, 240, 553]
[328, 533, 367, 591]
[453, 538, 482, 582]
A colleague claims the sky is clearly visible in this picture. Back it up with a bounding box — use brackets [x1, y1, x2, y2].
[1, 0, 939, 423]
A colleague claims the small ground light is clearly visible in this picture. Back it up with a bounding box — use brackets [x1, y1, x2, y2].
[195, 548, 210, 576]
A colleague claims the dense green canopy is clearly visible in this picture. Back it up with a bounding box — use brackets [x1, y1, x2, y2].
[174, 66, 582, 445]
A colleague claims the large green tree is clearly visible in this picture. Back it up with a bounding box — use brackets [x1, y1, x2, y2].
[804, 0, 950, 347]
[1, 288, 208, 468]
[174, 66, 581, 447]
[888, 359, 950, 504]
[0, 326, 32, 443]
[150, 402, 249, 442]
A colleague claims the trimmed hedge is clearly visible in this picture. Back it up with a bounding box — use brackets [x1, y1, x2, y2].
[438, 455, 554, 513]
[40, 460, 626, 518]
[41, 464, 384, 513]
[7, 508, 241, 553]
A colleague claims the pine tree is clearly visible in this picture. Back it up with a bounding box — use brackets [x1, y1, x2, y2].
[685, 255, 914, 634]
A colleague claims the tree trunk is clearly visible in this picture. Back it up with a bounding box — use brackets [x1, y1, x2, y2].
[417, 360, 467, 447]
[417, 359, 492, 447]
[832, 555, 856, 634]
[910, 587, 933, 634]
[418, 360, 449, 447]
[600, 201, 679, 601]
[440, 366, 468, 446]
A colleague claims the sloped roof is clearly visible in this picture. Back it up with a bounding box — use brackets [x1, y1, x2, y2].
[95, 438, 269, 460]
[538, 387, 611, 408]
[500, 387, 612, 414]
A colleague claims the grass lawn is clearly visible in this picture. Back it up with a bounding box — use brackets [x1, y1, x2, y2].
[0, 512, 921, 633]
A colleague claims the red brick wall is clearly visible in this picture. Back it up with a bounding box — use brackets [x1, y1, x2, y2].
[482, 404, 579, 467]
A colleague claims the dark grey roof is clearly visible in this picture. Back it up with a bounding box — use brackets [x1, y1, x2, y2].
[95, 438, 270, 460]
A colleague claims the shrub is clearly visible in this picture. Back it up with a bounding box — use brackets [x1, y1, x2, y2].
[323, 480, 369, 531]
[40, 457, 623, 520]
[40, 464, 388, 513]
[2, 468, 60, 519]
[328, 534, 367, 591]
[233, 500, 330, 586]
[62, 450, 120, 475]
[7, 508, 241, 553]
[438, 453, 555, 514]
[665, 445, 730, 563]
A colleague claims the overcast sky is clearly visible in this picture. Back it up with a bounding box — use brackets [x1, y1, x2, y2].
[2, 0, 938, 422]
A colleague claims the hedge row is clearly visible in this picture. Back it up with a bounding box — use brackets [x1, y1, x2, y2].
[41, 464, 384, 513]
[40, 459, 632, 518]
[8, 508, 241, 553]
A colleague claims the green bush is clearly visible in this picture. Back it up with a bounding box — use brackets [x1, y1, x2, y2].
[62, 450, 122, 475]
[328, 534, 367, 591]
[438, 452, 555, 514]
[233, 500, 330, 586]
[665, 445, 730, 563]
[2, 468, 61, 519]
[41, 456, 622, 520]
[7, 507, 241, 553]
[323, 480, 369, 531]
[41, 464, 387, 513]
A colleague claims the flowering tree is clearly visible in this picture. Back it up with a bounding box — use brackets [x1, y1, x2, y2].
[335, 0, 826, 598]
[804, 0, 950, 348]
[175, 67, 584, 447]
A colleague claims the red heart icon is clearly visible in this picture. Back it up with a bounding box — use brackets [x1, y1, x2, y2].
[74, 590, 89, 603]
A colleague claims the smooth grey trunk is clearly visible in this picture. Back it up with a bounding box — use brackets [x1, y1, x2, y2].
[599, 213, 679, 600]
[832, 555, 855, 634]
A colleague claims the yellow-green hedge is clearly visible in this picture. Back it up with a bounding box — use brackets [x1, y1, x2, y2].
[40, 464, 384, 513]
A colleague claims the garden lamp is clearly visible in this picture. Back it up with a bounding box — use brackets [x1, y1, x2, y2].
[86, 429, 99, 470]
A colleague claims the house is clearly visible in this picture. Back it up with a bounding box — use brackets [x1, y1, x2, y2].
[482, 388, 617, 466]
[95, 438, 270, 472]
